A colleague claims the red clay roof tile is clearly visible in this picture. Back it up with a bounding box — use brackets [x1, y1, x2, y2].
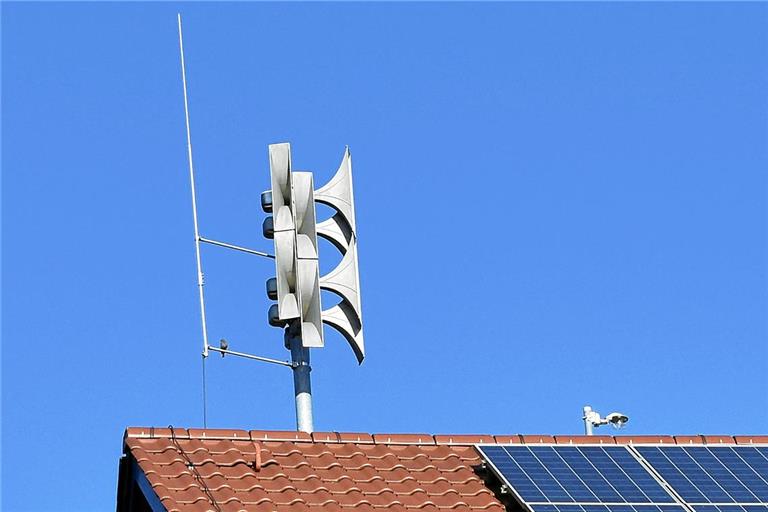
[122, 428, 767, 512]
[673, 435, 707, 445]
[614, 435, 676, 444]
[372, 433, 436, 445]
[490, 435, 523, 444]
[433, 435, 494, 445]
[250, 430, 313, 442]
[735, 435, 768, 444]
[702, 435, 736, 444]
[519, 435, 555, 444]
[554, 435, 616, 444]
[186, 428, 250, 440]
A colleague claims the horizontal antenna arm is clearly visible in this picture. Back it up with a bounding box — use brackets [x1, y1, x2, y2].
[207, 345, 293, 367]
[199, 236, 275, 259]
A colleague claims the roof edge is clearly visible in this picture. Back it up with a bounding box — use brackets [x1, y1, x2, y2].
[123, 428, 768, 446]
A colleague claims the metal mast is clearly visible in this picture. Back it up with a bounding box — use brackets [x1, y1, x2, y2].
[286, 325, 314, 432]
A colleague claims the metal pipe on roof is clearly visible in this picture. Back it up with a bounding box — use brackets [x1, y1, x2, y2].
[287, 325, 314, 433]
[584, 405, 594, 435]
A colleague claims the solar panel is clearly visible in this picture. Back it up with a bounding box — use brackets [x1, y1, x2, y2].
[634, 447, 768, 506]
[688, 507, 768, 512]
[530, 506, 686, 512]
[477, 445, 679, 510]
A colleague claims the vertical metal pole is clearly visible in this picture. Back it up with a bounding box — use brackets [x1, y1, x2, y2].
[177, 13, 209, 359]
[583, 405, 593, 436]
[286, 324, 314, 433]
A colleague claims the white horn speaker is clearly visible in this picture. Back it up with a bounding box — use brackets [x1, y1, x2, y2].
[315, 147, 364, 363]
[315, 146, 356, 234]
[267, 143, 299, 320]
[292, 172, 323, 348]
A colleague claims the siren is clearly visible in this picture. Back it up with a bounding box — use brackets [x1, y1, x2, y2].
[263, 143, 299, 321]
[291, 172, 323, 348]
[315, 147, 365, 363]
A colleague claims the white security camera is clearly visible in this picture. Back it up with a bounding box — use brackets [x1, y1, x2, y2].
[605, 412, 629, 428]
[583, 405, 629, 434]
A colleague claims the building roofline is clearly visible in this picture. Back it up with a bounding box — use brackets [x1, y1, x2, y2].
[123, 428, 768, 446]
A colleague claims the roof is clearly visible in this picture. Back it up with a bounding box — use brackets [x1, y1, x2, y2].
[116, 428, 768, 512]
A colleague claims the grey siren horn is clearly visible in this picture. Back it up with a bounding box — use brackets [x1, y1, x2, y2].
[292, 172, 323, 348]
[319, 241, 361, 319]
[315, 147, 364, 362]
[314, 147, 356, 234]
[319, 239, 364, 362]
[323, 302, 364, 364]
[268, 143, 299, 320]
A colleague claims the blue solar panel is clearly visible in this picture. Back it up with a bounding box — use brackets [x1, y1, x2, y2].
[635, 447, 768, 505]
[690, 507, 768, 512]
[477, 445, 677, 506]
[530, 506, 686, 512]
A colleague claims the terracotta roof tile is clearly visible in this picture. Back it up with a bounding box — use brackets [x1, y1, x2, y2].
[701, 435, 736, 444]
[372, 433, 436, 445]
[614, 435, 676, 444]
[187, 428, 250, 440]
[519, 435, 555, 444]
[554, 435, 615, 445]
[251, 430, 313, 442]
[735, 435, 768, 444]
[490, 435, 522, 444]
[673, 435, 707, 445]
[122, 429, 767, 512]
[433, 435, 494, 445]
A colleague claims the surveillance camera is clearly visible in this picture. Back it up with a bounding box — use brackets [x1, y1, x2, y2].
[606, 412, 629, 428]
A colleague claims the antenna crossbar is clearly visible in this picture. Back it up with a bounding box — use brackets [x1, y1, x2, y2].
[199, 236, 275, 259]
[207, 346, 293, 367]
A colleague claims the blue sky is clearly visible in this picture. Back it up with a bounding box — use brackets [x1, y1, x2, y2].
[2, 2, 767, 510]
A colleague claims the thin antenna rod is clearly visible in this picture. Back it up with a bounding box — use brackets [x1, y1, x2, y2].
[178, 13, 209, 360]
[199, 236, 275, 259]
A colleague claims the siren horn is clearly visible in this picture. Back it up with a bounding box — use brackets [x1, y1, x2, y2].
[262, 143, 299, 322]
[315, 147, 365, 363]
[292, 172, 323, 348]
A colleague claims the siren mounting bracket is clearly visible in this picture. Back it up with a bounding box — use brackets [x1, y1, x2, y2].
[198, 235, 275, 259]
[206, 344, 293, 368]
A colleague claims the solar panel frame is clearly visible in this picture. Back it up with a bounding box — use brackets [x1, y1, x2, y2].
[476, 444, 682, 512]
[632, 446, 768, 506]
[689, 506, 768, 512]
[477, 443, 768, 512]
[529, 505, 687, 512]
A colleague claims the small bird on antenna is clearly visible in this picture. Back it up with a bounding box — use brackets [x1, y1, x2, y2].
[219, 338, 228, 357]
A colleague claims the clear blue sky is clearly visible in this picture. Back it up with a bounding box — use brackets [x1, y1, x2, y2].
[2, 2, 767, 510]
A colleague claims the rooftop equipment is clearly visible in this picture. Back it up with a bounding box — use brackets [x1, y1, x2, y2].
[177, 14, 363, 433]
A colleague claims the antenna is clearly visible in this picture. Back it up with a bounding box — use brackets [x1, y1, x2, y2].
[177, 14, 208, 360]
[175, 18, 364, 434]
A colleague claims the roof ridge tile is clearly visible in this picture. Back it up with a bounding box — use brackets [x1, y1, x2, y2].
[251, 430, 313, 442]
[373, 433, 436, 445]
[433, 435, 494, 445]
[554, 435, 616, 444]
[735, 435, 768, 444]
[186, 428, 250, 440]
[491, 435, 522, 444]
[614, 435, 677, 445]
[126, 427, 190, 440]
